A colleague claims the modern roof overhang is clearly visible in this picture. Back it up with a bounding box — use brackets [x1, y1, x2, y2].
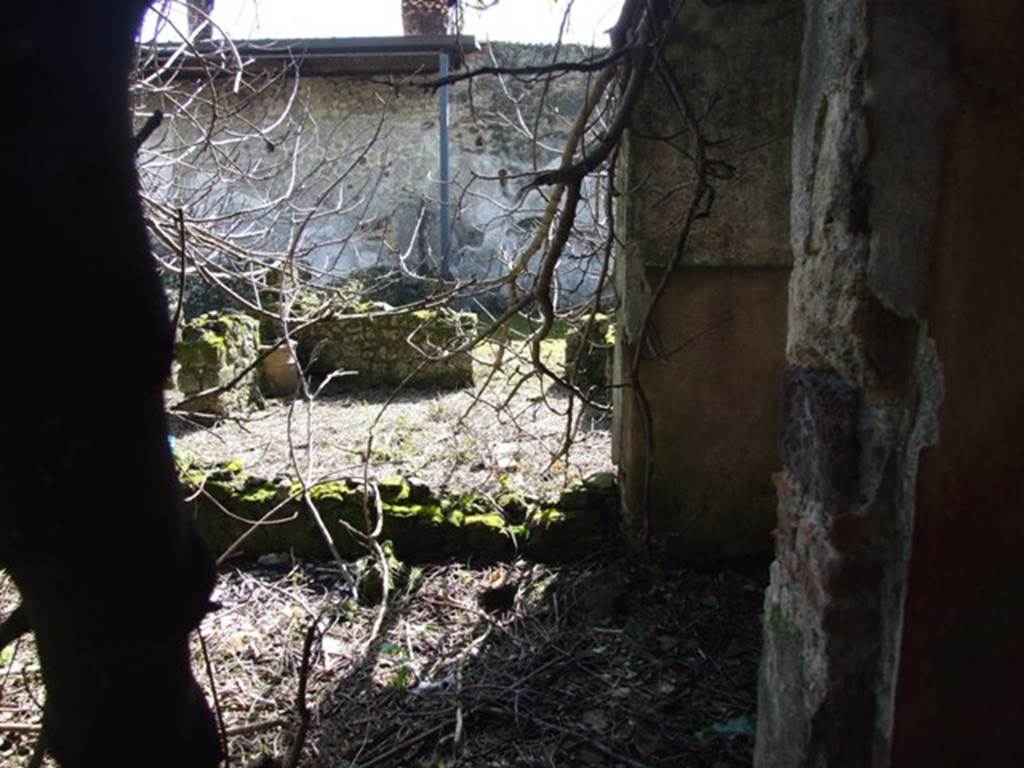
[146, 35, 479, 78]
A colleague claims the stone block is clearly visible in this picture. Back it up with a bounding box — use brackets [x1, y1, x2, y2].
[296, 307, 477, 391]
[176, 312, 264, 417]
[182, 465, 620, 566]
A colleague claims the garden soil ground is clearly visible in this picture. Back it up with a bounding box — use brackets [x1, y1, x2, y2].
[169, 351, 613, 505]
[0, 557, 766, 767]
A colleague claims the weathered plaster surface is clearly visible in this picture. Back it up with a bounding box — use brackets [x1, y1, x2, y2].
[140, 42, 601, 299]
[756, 1, 956, 765]
[623, 0, 802, 271]
[618, 267, 790, 561]
[615, 0, 802, 561]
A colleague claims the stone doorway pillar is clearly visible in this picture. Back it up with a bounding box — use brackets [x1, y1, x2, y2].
[614, 1, 803, 563]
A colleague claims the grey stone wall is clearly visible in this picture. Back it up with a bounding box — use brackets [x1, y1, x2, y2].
[444, 42, 604, 296]
[139, 42, 603, 306]
[296, 307, 477, 390]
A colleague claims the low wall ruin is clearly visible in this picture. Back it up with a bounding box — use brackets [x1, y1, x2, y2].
[296, 308, 477, 391]
[175, 308, 477, 416]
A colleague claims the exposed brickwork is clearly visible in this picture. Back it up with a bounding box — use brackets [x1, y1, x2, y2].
[780, 367, 863, 514]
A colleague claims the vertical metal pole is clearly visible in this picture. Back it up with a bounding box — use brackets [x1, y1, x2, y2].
[439, 51, 451, 277]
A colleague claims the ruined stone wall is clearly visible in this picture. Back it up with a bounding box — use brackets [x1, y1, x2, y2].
[174, 308, 476, 405]
[296, 308, 477, 390]
[756, 1, 1024, 765]
[756, 2, 946, 762]
[182, 463, 618, 565]
[141, 74, 440, 273]
[176, 312, 264, 416]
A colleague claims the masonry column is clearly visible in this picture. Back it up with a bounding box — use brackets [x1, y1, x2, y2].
[615, 1, 803, 562]
[756, 1, 1024, 765]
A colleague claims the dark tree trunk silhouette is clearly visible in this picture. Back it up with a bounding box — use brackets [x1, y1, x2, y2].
[2, 2, 220, 766]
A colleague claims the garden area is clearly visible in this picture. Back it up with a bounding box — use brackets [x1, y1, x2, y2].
[0, 1, 769, 763]
[0, 310, 765, 767]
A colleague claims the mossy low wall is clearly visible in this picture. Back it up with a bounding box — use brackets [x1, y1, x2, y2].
[176, 313, 264, 416]
[296, 308, 477, 390]
[180, 462, 619, 565]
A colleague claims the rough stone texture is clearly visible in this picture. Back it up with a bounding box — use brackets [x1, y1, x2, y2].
[780, 368, 863, 512]
[296, 307, 477, 390]
[752, 0, 1024, 765]
[182, 463, 620, 565]
[613, 0, 802, 563]
[175, 312, 264, 416]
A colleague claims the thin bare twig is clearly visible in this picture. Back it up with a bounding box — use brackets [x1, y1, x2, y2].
[282, 611, 325, 768]
[198, 628, 230, 763]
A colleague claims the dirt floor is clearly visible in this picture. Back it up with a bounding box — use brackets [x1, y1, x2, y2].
[0, 557, 766, 767]
[169, 336, 613, 503]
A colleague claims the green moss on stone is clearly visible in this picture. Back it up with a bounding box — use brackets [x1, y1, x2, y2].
[386, 503, 445, 523]
[181, 464, 364, 560]
[524, 479, 621, 563]
[583, 472, 617, 493]
[307, 481, 359, 503]
[463, 512, 506, 528]
[378, 475, 411, 503]
[494, 489, 534, 524]
[236, 483, 281, 505]
[176, 312, 263, 416]
[179, 465, 616, 566]
[382, 500, 460, 562]
[532, 508, 566, 526]
[462, 513, 515, 562]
